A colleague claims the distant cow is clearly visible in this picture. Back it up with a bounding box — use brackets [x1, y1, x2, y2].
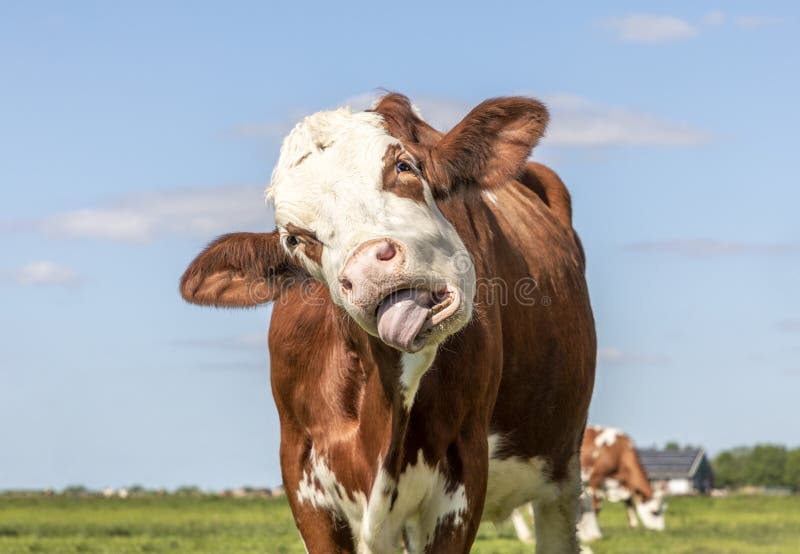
[577, 426, 665, 541]
[181, 93, 596, 553]
[512, 425, 666, 544]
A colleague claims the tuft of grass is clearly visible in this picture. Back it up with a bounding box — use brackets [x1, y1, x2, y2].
[0, 494, 798, 553]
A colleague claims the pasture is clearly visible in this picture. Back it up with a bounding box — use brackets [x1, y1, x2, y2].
[1, 494, 798, 553]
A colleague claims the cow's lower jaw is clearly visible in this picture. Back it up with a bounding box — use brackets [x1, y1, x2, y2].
[375, 286, 463, 353]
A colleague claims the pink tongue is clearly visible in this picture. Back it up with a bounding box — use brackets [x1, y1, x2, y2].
[376, 289, 432, 352]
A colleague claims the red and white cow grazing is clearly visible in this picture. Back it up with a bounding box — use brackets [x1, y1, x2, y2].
[577, 426, 666, 542]
[180, 93, 596, 553]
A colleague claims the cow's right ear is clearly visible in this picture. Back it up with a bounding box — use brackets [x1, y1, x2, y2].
[180, 231, 301, 307]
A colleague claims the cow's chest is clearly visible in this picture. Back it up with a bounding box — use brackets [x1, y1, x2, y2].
[294, 436, 565, 549]
[295, 448, 468, 551]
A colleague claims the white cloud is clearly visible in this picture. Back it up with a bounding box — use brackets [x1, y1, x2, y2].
[601, 14, 699, 43]
[702, 11, 726, 26]
[736, 15, 783, 29]
[626, 239, 800, 258]
[341, 92, 472, 133]
[598, 347, 670, 366]
[601, 11, 784, 41]
[10, 185, 273, 243]
[543, 94, 709, 146]
[171, 332, 267, 350]
[348, 93, 710, 148]
[13, 261, 79, 286]
[231, 91, 709, 149]
[777, 318, 800, 333]
[173, 333, 268, 371]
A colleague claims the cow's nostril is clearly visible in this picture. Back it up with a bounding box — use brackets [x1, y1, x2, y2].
[376, 242, 396, 262]
[340, 278, 353, 293]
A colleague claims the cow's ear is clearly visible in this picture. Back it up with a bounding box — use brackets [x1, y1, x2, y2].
[180, 231, 301, 307]
[371, 93, 443, 146]
[427, 97, 548, 195]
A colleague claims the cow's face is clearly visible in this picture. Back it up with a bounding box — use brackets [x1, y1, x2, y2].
[180, 94, 548, 353]
[635, 489, 666, 531]
[267, 109, 476, 352]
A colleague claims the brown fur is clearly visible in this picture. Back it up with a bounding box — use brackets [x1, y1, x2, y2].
[284, 223, 323, 265]
[381, 143, 426, 203]
[180, 232, 299, 307]
[581, 426, 654, 518]
[180, 93, 596, 553]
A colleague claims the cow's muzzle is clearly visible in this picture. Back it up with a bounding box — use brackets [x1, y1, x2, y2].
[338, 238, 465, 352]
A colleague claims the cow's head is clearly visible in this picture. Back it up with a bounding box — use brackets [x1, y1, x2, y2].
[181, 94, 548, 353]
[635, 487, 667, 531]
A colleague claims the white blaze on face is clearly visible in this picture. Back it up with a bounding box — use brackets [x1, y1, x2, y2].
[267, 107, 475, 344]
[635, 490, 666, 531]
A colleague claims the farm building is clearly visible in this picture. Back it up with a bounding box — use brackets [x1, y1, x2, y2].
[637, 448, 714, 495]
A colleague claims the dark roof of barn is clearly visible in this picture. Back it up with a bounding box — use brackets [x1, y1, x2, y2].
[636, 448, 707, 480]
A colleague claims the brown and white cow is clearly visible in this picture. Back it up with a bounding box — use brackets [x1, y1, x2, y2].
[180, 93, 596, 553]
[512, 426, 666, 544]
[577, 426, 666, 541]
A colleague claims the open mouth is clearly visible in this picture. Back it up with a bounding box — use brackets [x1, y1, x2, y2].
[375, 286, 461, 353]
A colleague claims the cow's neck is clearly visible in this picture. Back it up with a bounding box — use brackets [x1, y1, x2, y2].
[364, 334, 437, 480]
[619, 449, 654, 501]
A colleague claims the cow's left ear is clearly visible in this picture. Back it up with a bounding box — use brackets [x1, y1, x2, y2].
[427, 97, 548, 195]
[371, 92, 444, 146]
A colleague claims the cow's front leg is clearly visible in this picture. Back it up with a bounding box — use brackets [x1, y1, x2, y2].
[624, 498, 639, 528]
[293, 501, 356, 554]
[576, 489, 602, 543]
[510, 506, 535, 544]
[403, 428, 488, 554]
[280, 434, 357, 553]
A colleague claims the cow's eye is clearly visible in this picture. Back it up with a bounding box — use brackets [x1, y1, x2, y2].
[286, 235, 300, 248]
[396, 161, 413, 173]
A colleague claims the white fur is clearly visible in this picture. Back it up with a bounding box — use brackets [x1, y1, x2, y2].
[514, 488, 603, 546]
[296, 448, 369, 539]
[267, 108, 476, 339]
[603, 478, 632, 502]
[592, 426, 622, 447]
[489, 436, 582, 553]
[532, 454, 582, 554]
[297, 447, 467, 553]
[361, 449, 468, 553]
[634, 491, 666, 531]
[399, 348, 436, 410]
[484, 434, 559, 523]
[511, 508, 534, 544]
[576, 507, 603, 542]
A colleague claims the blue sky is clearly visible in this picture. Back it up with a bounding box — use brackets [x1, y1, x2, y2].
[1, 1, 798, 491]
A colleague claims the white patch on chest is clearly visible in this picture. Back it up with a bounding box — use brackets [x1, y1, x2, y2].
[593, 426, 622, 447]
[297, 448, 467, 552]
[399, 347, 436, 410]
[362, 449, 468, 552]
[483, 434, 559, 522]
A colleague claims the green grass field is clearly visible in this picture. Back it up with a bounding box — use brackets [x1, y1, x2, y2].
[1, 494, 798, 553]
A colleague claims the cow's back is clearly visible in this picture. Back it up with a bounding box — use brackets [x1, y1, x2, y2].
[465, 163, 596, 476]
